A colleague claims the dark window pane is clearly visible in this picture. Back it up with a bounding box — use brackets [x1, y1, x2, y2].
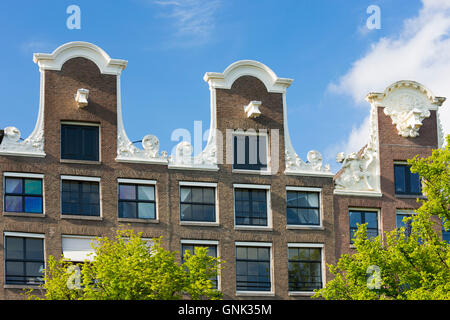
[180, 187, 191, 202]
[119, 202, 137, 218]
[233, 135, 268, 170]
[394, 164, 422, 195]
[62, 181, 100, 216]
[410, 172, 421, 194]
[119, 184, 136, 200]
[6, 237, 24, 260]
[61, 124, 99, 161]
[5, 196, 23, 212]
[394, 165, 406, 193]
[25, 238, 44, 260]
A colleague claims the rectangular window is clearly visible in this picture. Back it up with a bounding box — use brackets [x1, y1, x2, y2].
[4, 177, 43, 214]
[286, 190, 320, 226]
[233, 133, 268, 171]
[288, 246, 322, 292]
[180, 186, 216, 222]
[349, 210, 379, 244]
[181, 242, 218, 289]
[61, 180, 100, 216]
[119, 184, 156, 220]
[5, 235, 44, 285]
[234, 188, 268, 226]
[61, 124, 99, 161]
[394, 164, 422, 195]
[442, 218, 450, 244]
[62, 236, 97, 262]
[235, 245, 271, 292]
[396, 212, 413, 237]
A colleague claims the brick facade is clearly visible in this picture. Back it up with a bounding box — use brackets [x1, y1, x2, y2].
[0, 42, 446, 300]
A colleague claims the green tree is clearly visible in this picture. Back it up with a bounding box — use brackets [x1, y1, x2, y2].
[313, 135, 450, 300]
[26, 229, 223, 300]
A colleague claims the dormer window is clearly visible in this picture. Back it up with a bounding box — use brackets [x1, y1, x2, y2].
[232, 131, 268, 171]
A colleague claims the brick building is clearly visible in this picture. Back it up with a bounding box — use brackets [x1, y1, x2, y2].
[0, 42, 447, 300]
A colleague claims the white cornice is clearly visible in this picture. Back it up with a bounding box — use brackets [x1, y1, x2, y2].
[203, 60, 293, 93]
[33, 41, 128, 75]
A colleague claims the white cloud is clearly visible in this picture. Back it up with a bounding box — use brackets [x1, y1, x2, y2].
[329, 0, 450, 155]
[153, 0, 221, 47]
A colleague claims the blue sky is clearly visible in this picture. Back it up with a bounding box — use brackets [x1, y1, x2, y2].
[1, 0, 448, 172]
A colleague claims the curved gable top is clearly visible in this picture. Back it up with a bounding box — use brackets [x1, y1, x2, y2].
[203, 60, 293, 93]
[33, 41, 128, 75]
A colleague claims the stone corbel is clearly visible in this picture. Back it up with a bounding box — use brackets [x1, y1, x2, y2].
[244, 101, 262, 118]
[75, 88, 89, 108]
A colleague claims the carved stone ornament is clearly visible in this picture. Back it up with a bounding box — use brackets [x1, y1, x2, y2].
[285, 148, 331, 174]
[0, 126, 45, 157]
[116, 131, 168, 163]
[368, 80, 445, 138]
[75, 88, 89, 108]
[244, 101, 262, 118]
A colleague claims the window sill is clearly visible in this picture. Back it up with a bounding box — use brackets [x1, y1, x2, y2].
[61, 214, 102, 221]
[232, 169, 272, 175]
[180, 221, 219, 227]
[286, 225, 324, 231]
[395, 194, 426, 199]
[235, 291, 275, 297]
[60, 159, 101, 165]
[289, 291, 316, 297]
[4, 284, 42, 289]
[118, 218, 159, 224]
[234, 226, 273, 231]
[3, 212, 46, 218]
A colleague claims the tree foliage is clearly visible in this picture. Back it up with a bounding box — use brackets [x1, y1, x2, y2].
[26, 229, 223, 300]
[313, 135, 450, 300]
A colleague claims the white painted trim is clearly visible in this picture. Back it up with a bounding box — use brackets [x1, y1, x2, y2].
[233, 184, 270, 190]
[286, 186, 322, 192]
[287, 243, 324, 248]
[61, 234, 97, 239]
[180, 239, 219, 246]
[3, 172, 44, 179]
[117, 178, 157, 185]
[235, 241, 272, 247]
[179, 181, 217, 188]
[60, 121, 100, 127]
[4, 232, 45, 239]
[334, 190, 383, 197]
[285, 170, 334, 178]
[61, 175, 101, 182]
[33, 41, 127, 75]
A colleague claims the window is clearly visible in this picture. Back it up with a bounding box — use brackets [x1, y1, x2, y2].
[349, 210, 379, 244]
[4, 175, 43, 214]
[181, 241, 218, 288]
[61, 178, 100, 216]
[286, 189, 320, 226]
[180, 185, 216, 222]
[394, 164, 421, 196]
[61, 124, 99, 161]
[119, 183, 156, 220]
[62, 236, 97, 262]
[396, 211, 414, 237]
[233, 133, 268, 171]
[288, 246, 322, 292]
[235, 244, 271, 292]
[234, 187, 269, 227]
[4, 234, 44, 285]
[442, 219, 450, 244]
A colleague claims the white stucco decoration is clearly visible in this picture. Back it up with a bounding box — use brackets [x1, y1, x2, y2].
[369, 80, 445, 138]
[334, 80, 445, 197]
[244, 101, 262, 118]
[75, 88, 89, 108]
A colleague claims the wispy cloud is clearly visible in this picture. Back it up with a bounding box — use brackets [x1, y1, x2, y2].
[153, 0, 221, 47]
[327, 0, 450, 157]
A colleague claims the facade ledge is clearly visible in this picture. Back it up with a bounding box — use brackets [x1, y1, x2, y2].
[61, 214, 103, 221]
[180, 221, 220, 227]
[4, 284, 42, 290]
[234, 226, 273, 232]
[286, 225, 324, 231]
[235, 291, 275, 297]
[117, 218, 159, 224]
[334, 190, 383, 198]
[288, 291, 315, 297]
[60, 159, 102, 165]
[3, 212, 46, 218]
[284, 169, 334, 178]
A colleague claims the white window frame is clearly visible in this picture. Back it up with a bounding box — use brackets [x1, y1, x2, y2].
[60, 175, 102, 220]
[231, 130, 271, 175]
[180, 239, 221, 290]
[179, 181, 219, 226]
[117, 178, 159, 223]
[233, 184, 272, 230]
[235, 241, 274, 296]
[286, 186, 323, 229]
[3, 172, 45, 216]
[287, 243, 325, 296]
[61, 234, 98, 262]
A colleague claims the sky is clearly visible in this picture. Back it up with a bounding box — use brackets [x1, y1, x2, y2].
[0, 0, 448, 172]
